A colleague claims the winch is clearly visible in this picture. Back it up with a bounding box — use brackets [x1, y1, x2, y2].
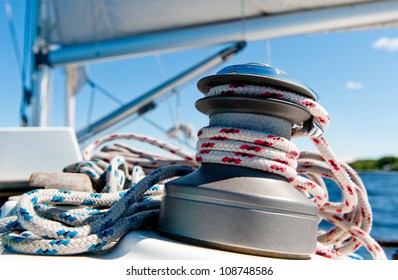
[157, 63, 320, 259]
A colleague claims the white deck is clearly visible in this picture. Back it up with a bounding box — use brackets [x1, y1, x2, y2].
[0, 229, 325, 260]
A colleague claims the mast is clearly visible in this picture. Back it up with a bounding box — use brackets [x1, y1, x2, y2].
[30, 0, 53, 127]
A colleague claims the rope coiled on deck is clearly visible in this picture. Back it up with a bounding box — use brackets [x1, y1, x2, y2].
[0, 135, 196, 255]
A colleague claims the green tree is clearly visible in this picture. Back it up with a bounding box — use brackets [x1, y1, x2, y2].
[349, 156, 398, 171]
[377, 156, 398, 169]
[389, 162, 398, 171]
[349, 160, 378, 171]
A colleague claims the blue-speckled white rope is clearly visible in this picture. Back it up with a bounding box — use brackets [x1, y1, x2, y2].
[0, 139, 195, 255]
[0, 164, 194, 255]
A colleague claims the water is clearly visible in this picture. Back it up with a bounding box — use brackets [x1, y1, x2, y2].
[324, 172, 398, 259]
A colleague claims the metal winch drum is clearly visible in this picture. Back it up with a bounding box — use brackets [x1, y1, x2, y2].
[157, 63, 320, 259]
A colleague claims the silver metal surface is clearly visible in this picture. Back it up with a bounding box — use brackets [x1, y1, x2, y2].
[209, 113, 292, 139]
[158, 164, 319, 259]
[195, 95, 311, 126]
[306, 120, 324, 138]
[198, 63, 317, 100]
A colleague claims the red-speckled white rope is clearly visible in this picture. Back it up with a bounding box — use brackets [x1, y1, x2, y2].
[205, 84, 330, 134]
[199, 84, 386, 260]
[83, 133, 199, 173]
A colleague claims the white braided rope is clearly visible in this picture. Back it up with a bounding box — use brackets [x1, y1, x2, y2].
[0, 164, 194, 255]
[196, 127, 299, 181]
[0, 135, 196, 255]
[206, 84, 330, 132]
[199, 84, 386, 260]
[83, 133, 198, 164]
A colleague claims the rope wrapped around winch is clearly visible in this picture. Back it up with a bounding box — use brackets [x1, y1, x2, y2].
[0, 84, 386, 259]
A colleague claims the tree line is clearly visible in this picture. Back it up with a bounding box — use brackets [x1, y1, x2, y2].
[349, 156, 398, 171]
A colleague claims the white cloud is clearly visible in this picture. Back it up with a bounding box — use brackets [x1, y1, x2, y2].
[372, 37, 398, 52]
[345, 81, 363, 90]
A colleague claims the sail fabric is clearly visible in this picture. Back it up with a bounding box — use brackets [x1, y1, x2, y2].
[41, 0, 375, 47]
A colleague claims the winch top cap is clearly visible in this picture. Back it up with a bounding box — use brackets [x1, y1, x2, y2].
[197, 63, 318, 101]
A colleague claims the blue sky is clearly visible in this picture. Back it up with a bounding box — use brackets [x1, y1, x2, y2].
[1, 2, 398, 161]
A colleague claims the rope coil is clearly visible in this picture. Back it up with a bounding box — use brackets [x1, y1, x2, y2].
[0, 138, 196, 255]
[0, 84, 386, 259]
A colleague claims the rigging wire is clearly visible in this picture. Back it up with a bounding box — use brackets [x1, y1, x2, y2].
[155, 54, 176, 124]
[3, 0, 31, 125]
[265, 39, 272, 65]
[61, 68, 125, 107]
[3, 0, 23, 77]
[86, 84, 96, 125]
[173, 89, 182, 149]
[153, 53, 194, 150]
[82, 72, 194, 150]
[106, 114, 142, 135]
[21, 0, 31, 121]
[142, 115, 196, 151]
[240, 0, 246, 41]
[87, 79, 124, 106]
[78, 55, 198, 151]
[175, 89, 181, 127]
[154, 54, 166, 81]
[79, 113, 143, 149]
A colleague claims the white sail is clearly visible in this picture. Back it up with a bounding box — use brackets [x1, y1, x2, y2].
[37, 0, 398, 65]
[26, 0, 398, 130]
